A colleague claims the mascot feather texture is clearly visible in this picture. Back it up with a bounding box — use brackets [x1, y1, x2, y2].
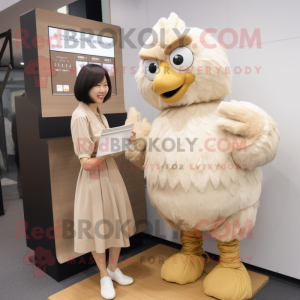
[125, 13, 280, 300]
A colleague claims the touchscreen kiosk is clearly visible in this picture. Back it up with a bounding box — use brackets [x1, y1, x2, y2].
[21, 7, 126, 123]
[48, 27, 117, 96]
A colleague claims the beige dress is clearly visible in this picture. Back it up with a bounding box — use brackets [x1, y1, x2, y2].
[71, 101, 136, 253]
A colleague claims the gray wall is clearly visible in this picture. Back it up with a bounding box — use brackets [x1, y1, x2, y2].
[110, 0, 300, 279]
[0, 70, 25, 112]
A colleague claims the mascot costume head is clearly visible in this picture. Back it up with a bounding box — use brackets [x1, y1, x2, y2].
[125, 12, 280, 300]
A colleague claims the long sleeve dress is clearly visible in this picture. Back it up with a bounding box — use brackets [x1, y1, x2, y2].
[71, 101, 136, 253]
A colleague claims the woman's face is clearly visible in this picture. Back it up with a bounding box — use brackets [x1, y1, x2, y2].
[88, 77, 109, 103]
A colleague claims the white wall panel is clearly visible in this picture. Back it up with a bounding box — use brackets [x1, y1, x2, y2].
[110, 0, 154, 122]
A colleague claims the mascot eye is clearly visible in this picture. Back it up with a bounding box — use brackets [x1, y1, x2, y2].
[170, 47, 194, 71]
[144, 59, 159, 81]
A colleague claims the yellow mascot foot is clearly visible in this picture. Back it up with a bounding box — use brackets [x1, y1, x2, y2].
[203, 240, 252, 300]
[161, 231, 209, 285]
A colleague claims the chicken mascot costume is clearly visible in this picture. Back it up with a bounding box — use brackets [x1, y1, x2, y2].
[125, 12, 280, 300]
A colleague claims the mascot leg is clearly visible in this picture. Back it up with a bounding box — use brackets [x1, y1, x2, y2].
[161, 231, 209, 284]
[203, 239, 252, 300]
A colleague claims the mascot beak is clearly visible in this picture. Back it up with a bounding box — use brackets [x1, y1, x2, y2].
[152, 61, 195, 103]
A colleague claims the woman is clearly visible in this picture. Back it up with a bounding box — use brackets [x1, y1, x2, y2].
[71, 64, 137, 299]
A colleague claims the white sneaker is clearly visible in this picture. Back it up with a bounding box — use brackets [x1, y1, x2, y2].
[100, 276, 116, 299]
[107, 267, 134, 285]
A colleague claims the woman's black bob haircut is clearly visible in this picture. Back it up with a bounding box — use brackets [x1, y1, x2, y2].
[74, 64, 112, 104]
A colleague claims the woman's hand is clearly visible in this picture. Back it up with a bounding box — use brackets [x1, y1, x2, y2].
[129, 130, 136, 144]
[80, 157, 103, 171]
